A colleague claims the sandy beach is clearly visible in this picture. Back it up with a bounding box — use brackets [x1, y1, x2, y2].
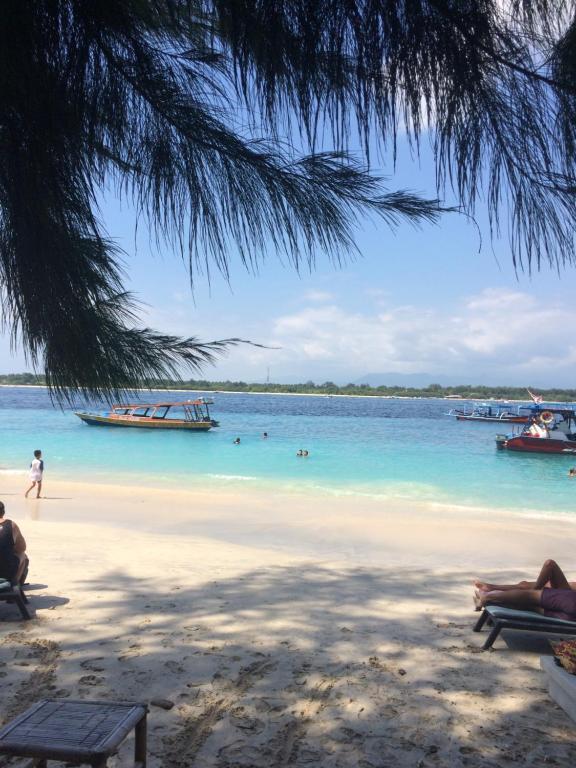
[1, 479, 576, 767]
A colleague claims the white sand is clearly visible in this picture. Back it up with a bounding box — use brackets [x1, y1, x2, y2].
[1, 479, 576, 767]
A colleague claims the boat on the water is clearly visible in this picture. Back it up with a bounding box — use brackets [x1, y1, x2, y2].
[496, 408, 576, 454]
[75, 399, 219, 431]
[448, 402, 533, 423]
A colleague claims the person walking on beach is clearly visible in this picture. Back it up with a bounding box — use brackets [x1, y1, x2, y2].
[24, 449, 44, 499]
[0, 501, 28, 584]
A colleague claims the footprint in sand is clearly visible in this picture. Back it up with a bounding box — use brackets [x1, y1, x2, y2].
[229, 707, 265, 734]
[80, 658, 106, 672]
[79, 674, 104, 686]
[117, 651, 142, 662]
[164, 660, 185, 674]
[217, 742, 263, 765]
[254, 697, 287, 714]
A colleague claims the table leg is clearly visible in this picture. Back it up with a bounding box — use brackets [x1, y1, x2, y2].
[134, 713, 147, 767]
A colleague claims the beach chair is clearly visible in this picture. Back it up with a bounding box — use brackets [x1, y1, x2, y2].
[474, 605, 576, 650]
[0, 578, 31, 620]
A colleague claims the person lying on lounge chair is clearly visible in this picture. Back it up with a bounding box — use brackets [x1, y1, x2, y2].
[0, 500, 28, 585]
[473, 559, 576, 621]
[474, 560, 576, 621]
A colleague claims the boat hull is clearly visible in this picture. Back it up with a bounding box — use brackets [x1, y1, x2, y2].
[75, 413, 214, 430]
[456, 415, 529, 423]
[496, 435, 576, 454]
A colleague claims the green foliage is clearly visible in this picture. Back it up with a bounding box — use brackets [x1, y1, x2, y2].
[0, 373, 45, 386]
[3, 374, 574, 403]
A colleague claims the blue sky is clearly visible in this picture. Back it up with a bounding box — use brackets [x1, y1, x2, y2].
[2, 135, 576, 388]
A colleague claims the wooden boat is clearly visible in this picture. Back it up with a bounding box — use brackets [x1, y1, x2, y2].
[496, 408, 576, 454]
[448, 402, 533, 423]
[75, 399, 219, 431]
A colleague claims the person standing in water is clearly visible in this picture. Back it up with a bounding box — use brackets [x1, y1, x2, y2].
[24, 449, 44, 499]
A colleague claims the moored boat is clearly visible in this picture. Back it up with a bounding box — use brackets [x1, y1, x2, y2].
[448, 402, 534, 423]
[75, 399, 219, 431]
[496, 408, 576, 454]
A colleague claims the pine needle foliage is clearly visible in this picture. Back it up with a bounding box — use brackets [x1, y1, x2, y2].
[214, 0, 576, 270]
[1, 1, 575, 398]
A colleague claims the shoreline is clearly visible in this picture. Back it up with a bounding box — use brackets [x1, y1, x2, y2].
[0, 382, 543, 403]
[3, 476, 576, 568]
[3, 468, 575, 523]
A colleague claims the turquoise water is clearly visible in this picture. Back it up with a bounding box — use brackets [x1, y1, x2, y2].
[0, 387, 575, 516]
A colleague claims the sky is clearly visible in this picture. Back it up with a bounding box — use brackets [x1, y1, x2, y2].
[2, 136, 576, 388]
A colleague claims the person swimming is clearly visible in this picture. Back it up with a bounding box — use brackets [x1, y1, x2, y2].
[296, 449, 303, 457]
[233, 437, 241, 445]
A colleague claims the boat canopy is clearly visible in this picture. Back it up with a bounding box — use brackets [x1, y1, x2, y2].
[111, 399, 213, 409]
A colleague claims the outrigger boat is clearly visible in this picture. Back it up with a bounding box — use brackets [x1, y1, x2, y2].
[448, 402, 534, 423]
[75, 399, 219, 431]
[496, 408, 576, 454]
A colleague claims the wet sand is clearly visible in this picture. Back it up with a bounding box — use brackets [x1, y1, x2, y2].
[1, 479, 575, 767]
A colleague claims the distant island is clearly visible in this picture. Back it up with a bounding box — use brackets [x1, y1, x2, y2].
[1, 373, 575, 402]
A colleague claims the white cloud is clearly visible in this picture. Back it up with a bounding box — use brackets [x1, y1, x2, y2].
[82, 286, 576, 387]
[302, 290, 335, 303]
[248, 288, 576, 384]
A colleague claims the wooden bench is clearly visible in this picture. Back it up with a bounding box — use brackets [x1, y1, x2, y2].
[0, 577, 30, 620]
[0, 699, 148, 767]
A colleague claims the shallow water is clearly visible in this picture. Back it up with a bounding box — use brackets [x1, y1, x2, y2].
[1, 387, 574, 516]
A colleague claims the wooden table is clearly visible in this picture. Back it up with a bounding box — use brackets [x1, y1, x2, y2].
[0, 699, 147, 767]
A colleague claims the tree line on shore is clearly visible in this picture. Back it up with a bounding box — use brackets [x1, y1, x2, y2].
[2, 373, 575, 403]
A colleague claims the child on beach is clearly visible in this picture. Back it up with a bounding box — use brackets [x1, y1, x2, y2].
[24, 449, 44, 499]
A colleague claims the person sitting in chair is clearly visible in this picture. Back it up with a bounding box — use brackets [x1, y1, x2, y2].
[474, 559, 576, 621]
[0, 501, 28, 585]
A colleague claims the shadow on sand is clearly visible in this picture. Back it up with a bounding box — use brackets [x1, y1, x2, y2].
[0, 565, 574, 768]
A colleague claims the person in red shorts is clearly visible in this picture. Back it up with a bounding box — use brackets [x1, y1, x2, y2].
[474, 559, 576, 621]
